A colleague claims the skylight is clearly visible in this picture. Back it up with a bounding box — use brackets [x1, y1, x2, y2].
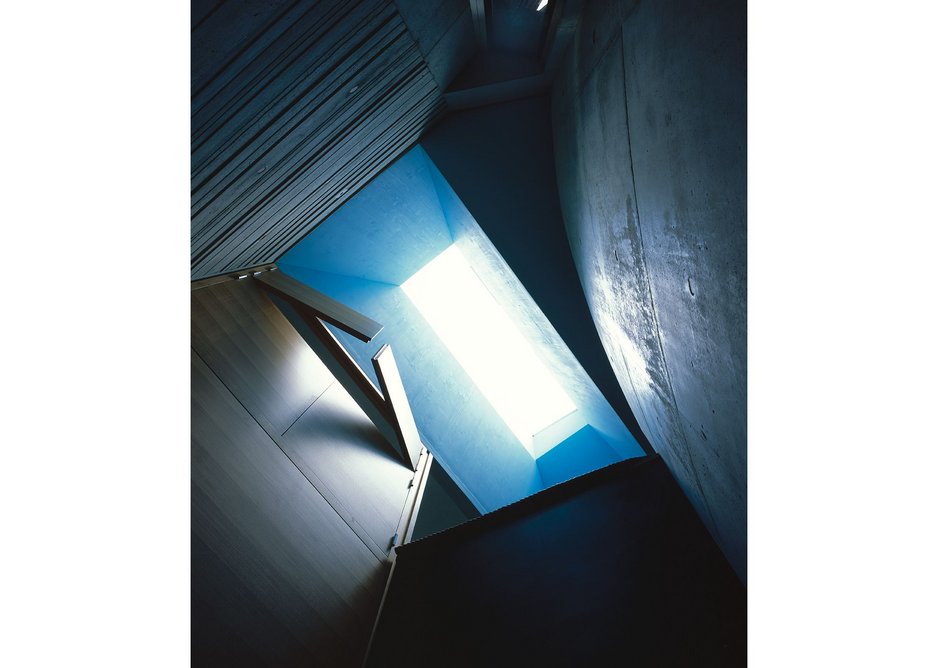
[402, 245, 577, 455]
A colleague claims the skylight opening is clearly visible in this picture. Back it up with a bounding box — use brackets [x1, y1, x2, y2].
[402, 245, 577, 456]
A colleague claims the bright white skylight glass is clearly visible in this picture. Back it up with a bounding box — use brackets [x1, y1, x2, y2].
[402, 245, 576, 454]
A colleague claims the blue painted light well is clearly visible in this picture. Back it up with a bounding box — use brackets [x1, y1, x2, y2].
[279, 146, 643, 512]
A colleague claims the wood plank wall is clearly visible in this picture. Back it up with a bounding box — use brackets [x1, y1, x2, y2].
[191, 0, 446, 279]
[191, 276, 419, 665]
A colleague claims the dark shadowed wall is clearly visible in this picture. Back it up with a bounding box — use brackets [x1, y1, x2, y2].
[366, 455, 746, 667]
[551, 0, 747, 579]
[410, 460, 481, 541]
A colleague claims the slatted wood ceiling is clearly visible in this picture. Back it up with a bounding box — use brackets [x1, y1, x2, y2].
[191, 0, 447, 279]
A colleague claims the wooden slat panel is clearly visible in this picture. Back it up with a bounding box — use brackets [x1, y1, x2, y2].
[228, 84, 444, 270]
[192, 3, 402, 213]
[237, 91, 444, 269]
[191, 277, 334, 436]
[256, 269, 384, 342]
[199, 68, 442, 273]
[191, 351, 388, 667]
[191, 0, 301, 97]
[191, 0, 447, 279]
[192, 2, 356, 146]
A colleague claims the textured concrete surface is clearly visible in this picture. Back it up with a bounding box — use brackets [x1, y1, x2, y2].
[552, 0, 746, 579]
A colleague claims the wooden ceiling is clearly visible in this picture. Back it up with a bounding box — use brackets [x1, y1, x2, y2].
[190, 0, 578, 280]
[191, 0, 469, 279]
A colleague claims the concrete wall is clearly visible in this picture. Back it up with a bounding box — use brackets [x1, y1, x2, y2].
[551, 0, 747, 578]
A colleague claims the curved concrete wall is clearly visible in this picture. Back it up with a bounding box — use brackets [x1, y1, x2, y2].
[551, 0, 746, 578]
